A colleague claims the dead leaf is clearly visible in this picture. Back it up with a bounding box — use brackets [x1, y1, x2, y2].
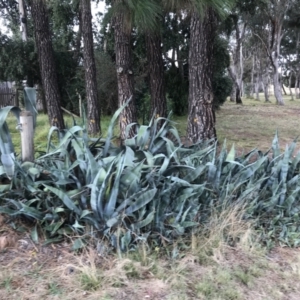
[0, 235, 16, 250]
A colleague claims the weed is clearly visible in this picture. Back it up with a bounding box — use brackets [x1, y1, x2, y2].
[48, 281, 63, 295]
[0, 273, 12, 291]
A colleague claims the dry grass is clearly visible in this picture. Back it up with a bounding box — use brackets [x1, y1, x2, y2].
[174, 94, 300, 153]
[216, 95, 300, 152]
[1, 205, 300, 299]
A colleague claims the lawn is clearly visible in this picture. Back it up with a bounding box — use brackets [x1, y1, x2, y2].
[1, 94, 300, 299]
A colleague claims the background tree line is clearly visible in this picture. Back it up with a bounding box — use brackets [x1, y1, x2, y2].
[0, 0, 300, 141]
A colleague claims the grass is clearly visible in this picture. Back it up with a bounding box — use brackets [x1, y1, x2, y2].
[1, 205, 300, 299]
[1, 94, 300, 299]
[6, 93, 300, 157]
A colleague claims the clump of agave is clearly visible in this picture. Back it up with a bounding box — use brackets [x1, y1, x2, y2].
[1, 95, 300, 249]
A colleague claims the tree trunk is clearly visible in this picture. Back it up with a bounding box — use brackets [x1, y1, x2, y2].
[255, 74, 260, 101]
[262, 72, 270, 102]
[31, 0, 65, 129]
[268, 5, 287, 105]
[80, 0, 101, 134]
[230, 85, 236, 102]
[113, 0, 137, 141]
[187, 9, 217, 143]
[145, 31, 167, 121]
[250, 56, 255, 98]
[273, 66, 284, 105]
[295, 74, 300, 99]
[289, 72, 294, 101]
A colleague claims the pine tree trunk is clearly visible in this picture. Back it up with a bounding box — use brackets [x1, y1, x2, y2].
[145, 32, 167, 120]
[113, 0, 137, 141]
[31, 0, 65, 129]
[80, 0, 101, 134]
[187, 9, 217, 143]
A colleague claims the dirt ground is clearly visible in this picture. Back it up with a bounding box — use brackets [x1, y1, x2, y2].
[1, 218, 300, 300]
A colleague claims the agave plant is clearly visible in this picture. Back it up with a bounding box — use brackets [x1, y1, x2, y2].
[1, 96, 300, 249]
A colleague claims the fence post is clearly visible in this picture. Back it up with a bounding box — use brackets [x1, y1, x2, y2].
[20, 111, 34, 162]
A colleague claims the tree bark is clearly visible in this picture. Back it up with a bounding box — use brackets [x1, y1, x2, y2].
[295, 74, 300, 99]
[266, 1, 291, 105]
[289, 71, 294, 100]
[262, 71, 270, 102]
[145, 31, 167, 121]
[113, 0, 137, 141]
[187, 8, 217, 143]
[80, 0, 101, 134]
[230, 85, 236, 102]
[31, 0, 65, 129]
[250, 56, 255, 98]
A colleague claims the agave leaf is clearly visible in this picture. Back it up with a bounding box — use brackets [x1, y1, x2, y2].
[90, 159, 115, 220]
[104, 151, 126, 217]
[238, 156, 268, 182]
[226, 144, 235, 162]
[24, 87, 37, 129]
[0, 184, 10, 192]
[19, 203, 44, 220]
[207, 163, 217, 183]
[183, 165, 206, 183]
[80, 210, 92, 219]
[150, 137, 166, 154]
[280, 145, 290, 183]
[120, 161, 143, 194]
[136, 125, 150, 149]
[158, 155, 170, 175]
[125, 188, 157, 215]
[131, 211, 155, 230]
[43, 184, 81, 215]
[50, 220, 65, 236]
[272, 131, 281, 159]
[0, 106, 20, 155]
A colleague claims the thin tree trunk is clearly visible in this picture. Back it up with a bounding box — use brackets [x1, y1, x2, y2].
[113, 0, 137, 141]
[289, 71, 294, 100]
[31, 0, 65, 129]
[295, 74, 300, 99]
[250, 55, 255, 98]
[80, 0, 101, 134]
[145, 32, 167, 121]
[269, 14, 285, 105]
[187, 8, 217, 143]
[255, 74, 260, 101]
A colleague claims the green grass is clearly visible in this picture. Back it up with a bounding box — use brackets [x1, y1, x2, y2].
[6, 93, 300, 156]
